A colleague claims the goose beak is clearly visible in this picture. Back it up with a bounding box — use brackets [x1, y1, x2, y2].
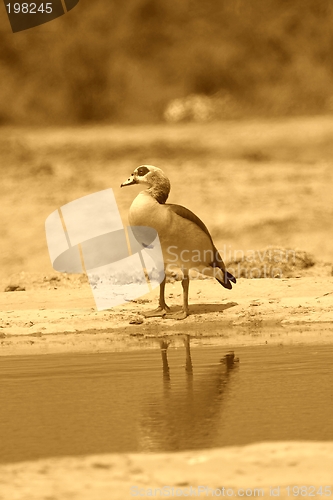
[121, 175, 137, 187]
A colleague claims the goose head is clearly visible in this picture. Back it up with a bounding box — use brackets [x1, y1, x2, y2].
[121, 165, 171, 204]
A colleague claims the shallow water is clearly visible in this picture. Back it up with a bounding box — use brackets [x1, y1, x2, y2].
[0, 341, 332, 463]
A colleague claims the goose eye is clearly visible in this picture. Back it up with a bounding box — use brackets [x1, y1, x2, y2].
[137, 166, 150, 177]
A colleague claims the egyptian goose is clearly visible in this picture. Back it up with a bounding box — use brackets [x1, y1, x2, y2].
[121, 165, 236, 320]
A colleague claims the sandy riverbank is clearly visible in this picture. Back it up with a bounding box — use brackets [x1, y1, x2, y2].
[1, 275, 333, 499]
[0, 442, 332, 500]
[1, 275, 332, 355]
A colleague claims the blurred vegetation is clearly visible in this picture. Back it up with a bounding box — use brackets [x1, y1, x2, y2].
[1, 0, 333, 124]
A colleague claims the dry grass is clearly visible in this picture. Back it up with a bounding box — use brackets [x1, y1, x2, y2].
[1, 116, 332, 277]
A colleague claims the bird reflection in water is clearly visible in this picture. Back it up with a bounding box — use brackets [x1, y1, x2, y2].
[138, 334, 239, 452]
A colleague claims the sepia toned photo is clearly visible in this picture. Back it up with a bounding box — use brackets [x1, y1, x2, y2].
[0, 1, 332, 498]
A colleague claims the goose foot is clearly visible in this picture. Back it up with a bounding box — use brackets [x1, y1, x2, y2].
[144, 305, 170, 318]
[164, 309, 188, 320]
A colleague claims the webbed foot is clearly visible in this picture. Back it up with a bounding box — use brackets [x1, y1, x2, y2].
[164, 309, 188, 320]
[143, 304, 170, 318]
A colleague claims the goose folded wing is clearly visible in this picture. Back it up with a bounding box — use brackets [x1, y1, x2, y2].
[166, 203, 213, 241]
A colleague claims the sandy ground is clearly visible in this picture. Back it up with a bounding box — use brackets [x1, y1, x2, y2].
[1, 275, 333, 356]
[2, 118, 333, 276]
[0, 442, 333, 500]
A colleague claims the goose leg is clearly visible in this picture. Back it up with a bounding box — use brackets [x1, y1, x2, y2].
[164, 271, 189, 320]
[144, 276, 170, 317]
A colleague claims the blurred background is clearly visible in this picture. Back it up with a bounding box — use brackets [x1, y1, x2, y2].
[0, 0, 332, 280]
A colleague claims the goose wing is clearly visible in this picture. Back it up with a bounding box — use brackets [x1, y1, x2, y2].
[166, 203, 213, 242]
[167, 203, 236, 288]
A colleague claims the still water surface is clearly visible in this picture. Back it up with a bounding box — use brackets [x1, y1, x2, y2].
[0, 341, 332, 463]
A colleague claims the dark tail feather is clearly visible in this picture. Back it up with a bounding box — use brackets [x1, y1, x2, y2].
[227, 271, 237, 283]
[216, 271, 236, 290]
[212, 248, 236, 289]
